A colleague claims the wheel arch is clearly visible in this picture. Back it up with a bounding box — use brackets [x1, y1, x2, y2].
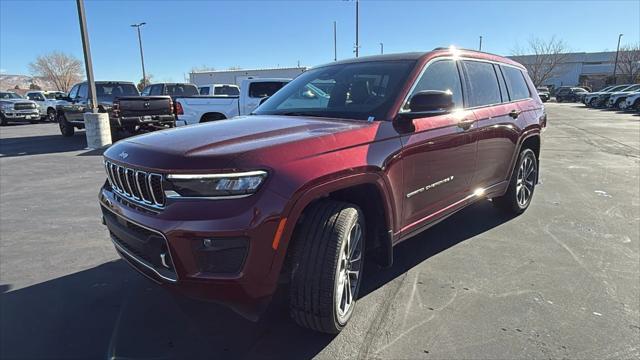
[267, 171, 396, 283]
[200, 112, 227, 123]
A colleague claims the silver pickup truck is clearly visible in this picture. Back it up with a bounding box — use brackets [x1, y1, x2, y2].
[0, 91, 40, 126]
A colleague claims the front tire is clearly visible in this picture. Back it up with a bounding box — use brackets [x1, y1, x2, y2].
[289, 200, 365, 334]
[58, 113, 75, 137]
[493, 148, 537, 214]
[47, 108, 57, 122]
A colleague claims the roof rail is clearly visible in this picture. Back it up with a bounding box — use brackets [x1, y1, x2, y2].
[432, 47, 497, 56]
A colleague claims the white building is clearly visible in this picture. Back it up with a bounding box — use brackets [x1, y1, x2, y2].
[509, 51, 620, 90]
[189, 67, 307, 87]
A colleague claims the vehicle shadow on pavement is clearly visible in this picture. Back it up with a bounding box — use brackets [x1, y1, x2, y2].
[360, 200, 515, 297]
[0, 133, 87, 158]
[0, 200, 514, 360]
[0, 261, 332, 359]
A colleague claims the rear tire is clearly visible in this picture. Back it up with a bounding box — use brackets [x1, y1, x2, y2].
[58, 113, 75, 137]
[200, 113, 226, 123]
[493, 148, 537, 215]
[289, 200, 365, 334]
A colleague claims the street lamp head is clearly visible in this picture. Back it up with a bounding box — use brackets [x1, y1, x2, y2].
[130, 22, 146, 28]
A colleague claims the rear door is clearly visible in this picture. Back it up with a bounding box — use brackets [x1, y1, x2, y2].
[399, 59, 477, 233]
[462, 60, 519, 189]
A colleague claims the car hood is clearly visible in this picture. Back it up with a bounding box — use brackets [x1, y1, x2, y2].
[0, 99, 36, 104]
[104, 115, 374, 171]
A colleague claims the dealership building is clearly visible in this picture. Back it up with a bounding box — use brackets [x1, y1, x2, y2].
[509, 51, 625, 90]
[189, 67, 307, 87]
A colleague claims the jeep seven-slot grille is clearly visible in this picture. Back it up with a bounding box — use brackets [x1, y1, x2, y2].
[104, 160, 165, 207]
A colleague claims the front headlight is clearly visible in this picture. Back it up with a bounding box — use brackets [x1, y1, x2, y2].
[165, 171, 267, 198]
[1, 103, 13, 110]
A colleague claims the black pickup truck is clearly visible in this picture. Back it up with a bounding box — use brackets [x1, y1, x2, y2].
[57, 81, 175, 137]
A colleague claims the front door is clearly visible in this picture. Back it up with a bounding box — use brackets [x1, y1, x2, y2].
[399, 59, 477, 234]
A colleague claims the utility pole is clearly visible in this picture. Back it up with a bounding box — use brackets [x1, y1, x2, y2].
[612, 33, 623, 84]
[479, 36, 483, 51]
[131, 22, 147, 87]
[380, 42, 384, 55]
[354, 0, 359, 57]
[333, 21, 337, 61]
[76, 0, 97, 112]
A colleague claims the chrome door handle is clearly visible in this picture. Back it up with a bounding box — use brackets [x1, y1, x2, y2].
[457, 118, 475, 130]
[509, 109, 522, 119]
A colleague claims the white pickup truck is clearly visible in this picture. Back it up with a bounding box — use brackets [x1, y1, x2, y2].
[25, 90, 70, 121]
[175, 78, 289, 125]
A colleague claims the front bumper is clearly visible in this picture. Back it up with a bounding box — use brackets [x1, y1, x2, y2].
[99, 183, 289, 307]
[1, 110, 40, 121]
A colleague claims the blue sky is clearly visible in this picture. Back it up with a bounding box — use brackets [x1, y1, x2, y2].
[1, 0, 639, 82]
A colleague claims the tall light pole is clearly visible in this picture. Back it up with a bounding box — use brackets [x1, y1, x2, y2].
[612, 33, 623, 84]
[75, 0, 97, 112]
[354, 0, 359, 57]
[131, 22, 147, 87]
[479, 36, 483, 51]
[333, 21, 337, 61]
[379, 42, 384, 55]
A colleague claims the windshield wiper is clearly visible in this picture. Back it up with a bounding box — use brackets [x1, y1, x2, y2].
[276, 111, 327, 117]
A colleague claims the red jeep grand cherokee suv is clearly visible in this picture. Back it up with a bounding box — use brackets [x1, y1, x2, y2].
[100, 48, 545, 333]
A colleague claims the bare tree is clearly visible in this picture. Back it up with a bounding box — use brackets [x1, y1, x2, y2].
[28, 51, 83, 92]
[615, 43, 640, 83]
[511, 36, 570, 87]
[137, 75, 153, 91]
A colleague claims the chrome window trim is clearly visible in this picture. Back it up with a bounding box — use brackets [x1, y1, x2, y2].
[399, 56, 533, 114]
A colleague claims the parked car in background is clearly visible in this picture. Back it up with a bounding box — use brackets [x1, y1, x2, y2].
[25, 90, 70, 121]
[0, 91, 40, 125]
[606, 84, 640, 109]
[141, 83, 199, 99]
[594, 84, 634, 108]
[175, 78, 289, 125]
[536, 87, 550, 102]
[198, 84, 240, 96]
[624, 92, 640, 112]
[555, 87, 588, 102]
[99, 49, 545, 334]
[582, 85, 617, 106]
[57, 81, 175, 137]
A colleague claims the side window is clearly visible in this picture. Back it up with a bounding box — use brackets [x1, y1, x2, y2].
[68, 85, 79, 99]
[26, 93, 36, 100]
[501, 66, 531, 101]
[141, 86, 151, 96]
[77, 84, 88, 99]
[405, 59, 463, 109]
[249, 82, 287, 98]
[463, 61, 501, 107]
[494, 64, 510, 102]
[199, 87, 210, 95]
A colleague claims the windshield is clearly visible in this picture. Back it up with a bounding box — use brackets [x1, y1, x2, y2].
[622, 84, 640, 92]
[254, 60, 415, 121]
[0, 92, 22, 99]
[96, 83, 139, 101]
[165, 84, 198, 97]
[45, 92, 66, 99]
[609, 85, 630, 92]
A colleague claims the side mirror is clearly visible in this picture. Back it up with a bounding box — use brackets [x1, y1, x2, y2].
[407, 90, 454, 113]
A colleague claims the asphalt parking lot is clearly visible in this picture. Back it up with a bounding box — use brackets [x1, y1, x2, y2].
[1, 103, 639, 359]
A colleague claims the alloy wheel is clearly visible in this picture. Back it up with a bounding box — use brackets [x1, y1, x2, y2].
[335, 221, 363, 324]
[516, 154, 536, 207]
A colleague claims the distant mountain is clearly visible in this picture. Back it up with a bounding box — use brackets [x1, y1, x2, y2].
[0, 74, 57, 94]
